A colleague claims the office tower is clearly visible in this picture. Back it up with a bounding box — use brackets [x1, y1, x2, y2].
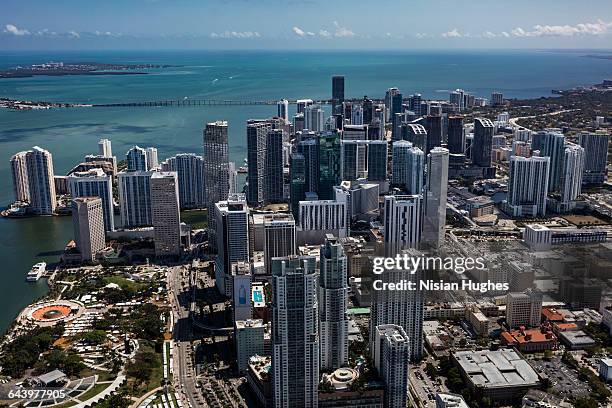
[559, 144, 585, 211]
[72, 197, 105, 262]
[343, 124, 368, 140]
[229, 162, 237, 194]
[161, 153, 205, 209]
[10, 151, 30, 202]
[351, 104, 364, 125]
[265, 129, 285, 203]
[319, 236, 349, 371]
[505, 156, 550, 218]
[264, 214, 296, 275]
[362, 96, 373, 124]
[151, 172, 181, 257]
[392, 141, 424, 195]
[277, 99, 289, 124]
[334, 180, 379, 221]
[231, 262, 253, 322]
[304, 105, 325, 132]
[318, 132, 341, 200]
[370, 248, 425, 362]
[271, 255, 319, 408]
[372, 324, 410, 408]
[532, 130, 565, 192]
[247, 120, 272, 206]
[383, 194, 422, 250]
[235, 319, 265, 374]
[203, 120, 230, 218]
[98, 138, 112, 157]
[343, 101, 353, 123]
[402, 123, 428, 152]
[126, 146, 148, 172]
[290, 153, 307, 219]
[491, 91, 504, 107]
[145, 147, 158, 170]
[392, 112, 404, 142]
[215, 194, 250, 296]
[578, 132, 609, 185]
[409, 94, 422, 116]
[296, 99, 314, 114]
[118, 171, 153, 228]
[425, 115, 443, 153]
[297, 137, 319, 194]
[25, 146, 57, 215]
[472, 118, 494, 167]
[340, 140, 368, 181]
[293, 113, 305, 132]
[385, 87, 401, 121]
[367, 140, 388, 182]
[332, 75, 345, 116]
[298, 199, 348, 239]
[450, 89, 465, 111]
[67, 168, 114, 231]
[506, 289, 543, 328]
[447, 116, 465, 154]
[423, 147, 449, 250]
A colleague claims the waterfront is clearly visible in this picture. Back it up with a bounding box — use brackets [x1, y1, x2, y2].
[0, 49, 611, 334]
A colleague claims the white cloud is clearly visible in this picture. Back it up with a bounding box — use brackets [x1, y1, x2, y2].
[482, 31, 497, 39]
[511, 20, 612, 37]
[441, 28, 462, 38]
[68, 30, 80, 39]
[332, 21, 355, 37]
[210, 31, 261, 39]
[501, 31, 510, 38]
[292, 26, 306, 37]
[292, 23, 354, 39]
[4, 24, 30, 36]
[319, 29, 331, 38]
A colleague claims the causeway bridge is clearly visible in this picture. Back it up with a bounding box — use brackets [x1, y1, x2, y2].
[93, 98, 334, 107]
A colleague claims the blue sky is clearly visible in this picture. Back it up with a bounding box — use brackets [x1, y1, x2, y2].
[1, 0, 612, 50]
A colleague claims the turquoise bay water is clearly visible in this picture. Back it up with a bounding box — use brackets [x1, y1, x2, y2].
[0, 49, 611, 333]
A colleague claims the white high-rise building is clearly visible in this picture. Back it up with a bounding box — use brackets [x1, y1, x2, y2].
[263, 214, 296, 275]
[161, 153, 205, 209]
[10, 151, 30, 203]
[373, 324, 410, 408]
[319, 235, 349, 371]
[351, 104, 364, 125]
[271, 255, 319, 408]
[214, 194, 250, 296]
[126, 146, 148, 172]
[151, 172, 181, 257]
[506, 289, 543, 328]
[391, 141, 424, 195]
[145, 147, 159, 170]
[235, 319, 265, 374]
[578, 132, 609, 185]
[203, 121, 230, 222]
[423, 147, 449, 250]
[559, 144, 585, 211]
[505, 156, 550, 218]
[67, 168, 114, 232]
[298, 199, 348, 240]
[98, 138, 112, 157]
[25, 146, 57, 215]
[72, 197, 106, 262]
[118, 170, 153, 228]
[384, 194, 422, 251]
[277, 99, 289, 124]
[304, 104, 325, 132]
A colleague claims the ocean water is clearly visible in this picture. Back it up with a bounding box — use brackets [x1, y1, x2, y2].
[0, 49, 611, 333]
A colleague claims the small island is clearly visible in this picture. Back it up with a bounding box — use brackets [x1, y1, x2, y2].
[0, 61, 176, 79]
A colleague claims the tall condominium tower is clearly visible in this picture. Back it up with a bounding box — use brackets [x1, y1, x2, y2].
[25, 146, 57, 215]
[161, 153, 205, 209]
[98, 138, 112, 157]
[447, 116, 465, 154]
[297, 137, 319, 195]
[362, 96, 373, 125]
[472, 118, 494, 168]
[532, 130, 565, 192]
[203, 120, 230, 214]
[372, 324, 410, 408]
[425, 115, 443, 154]
[505, 156, 550, 218]
[559, 144, 585, 211]
[332, 75, 345, 116]
[265, 129, 285, 203]
[578, 132, 609, 185]
[340, 140, 368, 181]
[264, 214, 296, 275]
[126, 146, 148, 172]
[304, 105, 325, 132]
[151, 172, 181, 257]
[145, 147, 159, 170]
[247, 119, 284, 206]
[272, 255, 319, 408]
[214, 194, 250, 296]
[289, 152, 307, 219]
[67, 168, 114, 231]
[367, 140, 388, 182]
[392, 141, 424, 195]
[319, 236, 349, 371]
[318, 132, 341, 200]
[72, 197, 106, 262]
[277, 99, 289, 124]
[402, 123, 427, 152]
[423, 147, 449, 250]
[118, 170, 153, 228]
[383, 194, 422, 251]
[10, 151, 30, 203]
[491, 91, 504, 107]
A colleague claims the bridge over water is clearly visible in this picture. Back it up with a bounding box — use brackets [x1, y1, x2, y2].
[93, 98, 334, 107]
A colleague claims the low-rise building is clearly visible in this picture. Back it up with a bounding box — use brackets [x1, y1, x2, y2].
[500, 327, 557, 353]
[558, 330, 596, 350]
[599, 358, 612, 383]
[435, 393, 470, 408]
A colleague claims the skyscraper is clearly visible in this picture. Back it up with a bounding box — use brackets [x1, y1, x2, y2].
[25, 146, 56, 215]
[425, 115, 443, 153]
[271, 255, 319, 408]
[145, 147, 159, 170]
[532, 130, 565, 192]
[332, 75, 345, 116]
[277, 99, 289, 124]
[98, 138, 112, 157]
[67, 168, 114, 231]
[298, 199, 348, 240]
[340, 140, 368, 181]
[392, 141, 424, 195]
[161, 153, 205, 209]
[506, 289, 543, 328]
[447, 116, 465, 154]
[559, 144, 585, 211]
[423, 147, 449, 250]
[319, 236, 349, 371]
[118, 170, 153, 228]
[491, 91, 504, 107]
[505, 155, 550, 218]
[264, 214, 297, 275]
[126, 146, 148, 172]
[289, 152, 307, 219]
[72, 197, 106, 262]
[203, 120, 230, 219]
[578, 132, 609, 185]
[304, 105, 325, 132]
[384, 194, 422, 250]
[151, 172, 181, 257]
[318, 132, 341, 200]
[297, 137, 319, 195]
[362, 96, 373, 125]
[215, 194, 250, 296]
[402, 123, 427, 152]
[265, 129, 285, 203]
[247, 119, 284, 206]
[372, 324, 410, 408]
[472, 118, 494, 168]
[10, 151, 30, 203]
[367, 140, 388, 182]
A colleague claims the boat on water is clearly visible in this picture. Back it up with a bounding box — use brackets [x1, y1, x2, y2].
[26, 262, 46, 282]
